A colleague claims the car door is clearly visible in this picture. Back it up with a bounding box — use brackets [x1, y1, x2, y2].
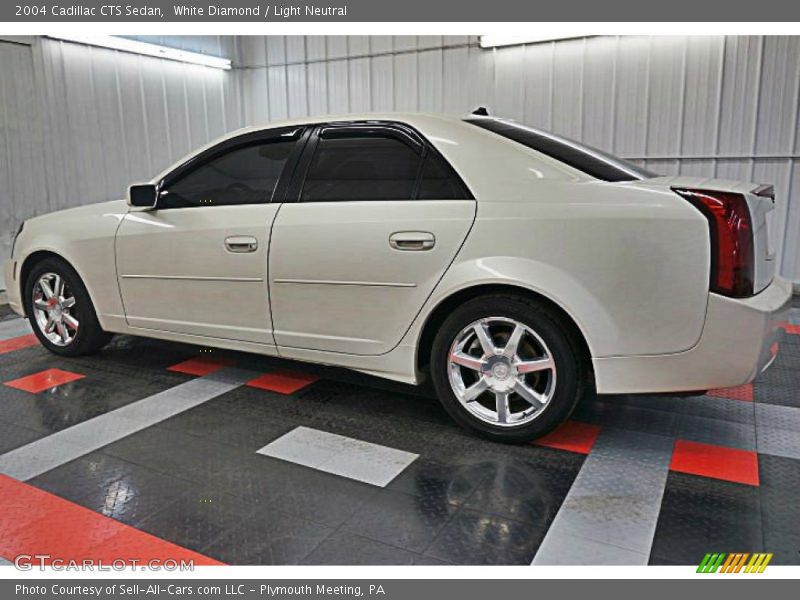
[115, 127, 305, 344]
[269, 122, 477, 355]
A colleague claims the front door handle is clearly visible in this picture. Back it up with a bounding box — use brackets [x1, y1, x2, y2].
[389, 231, 436, 251]
[225, 236, 258, 253]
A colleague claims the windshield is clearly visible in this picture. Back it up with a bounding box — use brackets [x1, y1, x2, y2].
[466, 118, 658, 182]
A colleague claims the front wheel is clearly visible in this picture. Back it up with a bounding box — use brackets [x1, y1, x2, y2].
[24, 257, 112, 357]
[430, 294, 586, 443]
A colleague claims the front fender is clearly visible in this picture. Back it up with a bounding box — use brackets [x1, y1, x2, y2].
[12, 202, 128, 328]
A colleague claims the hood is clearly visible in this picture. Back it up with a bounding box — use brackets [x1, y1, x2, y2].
[26, 199, 128, 225]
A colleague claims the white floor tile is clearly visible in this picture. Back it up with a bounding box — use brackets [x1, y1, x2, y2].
[257, 426, 418, 487]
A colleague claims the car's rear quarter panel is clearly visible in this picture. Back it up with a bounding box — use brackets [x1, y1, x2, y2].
[412, 118, 713, 361]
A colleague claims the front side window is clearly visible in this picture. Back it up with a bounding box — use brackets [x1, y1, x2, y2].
[466, 117, 658, 182]
[160, 139, 296, 209]
[300, 134, 421, 202]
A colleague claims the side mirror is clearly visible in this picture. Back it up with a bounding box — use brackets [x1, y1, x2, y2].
[127, 183, 158, 210]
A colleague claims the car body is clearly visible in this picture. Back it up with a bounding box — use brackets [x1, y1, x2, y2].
[4, 112, 793, 441]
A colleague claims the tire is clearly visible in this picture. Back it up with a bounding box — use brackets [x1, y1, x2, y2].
[24, 256, 112, 357]
[430, 293, 586, 443]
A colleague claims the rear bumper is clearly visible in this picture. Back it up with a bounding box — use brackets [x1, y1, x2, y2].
[3, 259, 24, 317]
[593, 276, 793, 394]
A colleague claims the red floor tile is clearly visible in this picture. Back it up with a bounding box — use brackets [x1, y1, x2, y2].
[167, 356, 234, 376]
[0, 334, 39, 355]
[247, 370, 319, 394]
[706, 384, 754, 402]
[534, 421, 601, 455]
[0, 474, 222, 566]
[4, 368, 85, 393]
[670, 439, 759, 486]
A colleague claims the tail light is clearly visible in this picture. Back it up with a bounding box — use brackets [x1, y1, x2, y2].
[673, 188, 754, 298]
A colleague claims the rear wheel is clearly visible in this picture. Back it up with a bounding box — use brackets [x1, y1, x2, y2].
[24, 257, 112, 356]
[430, 294, 586, 443]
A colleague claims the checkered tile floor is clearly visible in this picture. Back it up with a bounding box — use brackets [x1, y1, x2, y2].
[0, 304, 798, 566]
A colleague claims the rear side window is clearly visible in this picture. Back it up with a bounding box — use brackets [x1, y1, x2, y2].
[161, 139, 296, 209]
[299, 126, 472, 202]
[466, 118, 657, 182]
[301, 135, 420, 202]
[418, 153, 469, 200]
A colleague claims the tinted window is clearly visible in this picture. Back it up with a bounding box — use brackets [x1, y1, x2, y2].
[466, 118, 658, 182]
[301, 135, 421, 202]
[418, 153, 469, 199]
[161, 139, 296, 209]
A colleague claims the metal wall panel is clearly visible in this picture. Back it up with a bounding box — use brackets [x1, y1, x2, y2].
[0, 41, 47, 263]
[521, 42, 554, 130]
[581, 36, 617, 151]
[0, 36, 243, 282]
[349, 57, 371, 112]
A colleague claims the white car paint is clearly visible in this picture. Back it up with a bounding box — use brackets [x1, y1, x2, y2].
[4, 112, 792, 394]
[269, 199, 475, 355]
[116, 204, 279, 343]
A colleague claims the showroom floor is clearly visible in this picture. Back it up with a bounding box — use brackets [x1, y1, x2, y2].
[0, 303, 798, 567]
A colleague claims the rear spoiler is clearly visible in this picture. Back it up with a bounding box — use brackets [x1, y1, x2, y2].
[752, 184, 775, 202]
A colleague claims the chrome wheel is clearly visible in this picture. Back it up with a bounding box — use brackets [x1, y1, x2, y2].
[31, 272, 79, 347]
[447, 317, 556, 427]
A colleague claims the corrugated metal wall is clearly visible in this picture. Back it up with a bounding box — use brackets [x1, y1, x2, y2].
[0, 36, 243, 273]
[0, 40, 47, 267]
[35, 36, 242, 210]
[1, 35, 799, 286]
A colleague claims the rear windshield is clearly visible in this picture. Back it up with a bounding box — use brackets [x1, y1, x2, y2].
[466, 118, 658, 182]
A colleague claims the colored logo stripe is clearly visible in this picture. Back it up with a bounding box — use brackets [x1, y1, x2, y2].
[745, 553, 773, 573]
[697, 552, 772, 573]
[697, 553, 726, 573]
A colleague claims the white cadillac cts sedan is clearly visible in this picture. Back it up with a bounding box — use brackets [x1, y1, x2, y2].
[4, 113, 792, 442]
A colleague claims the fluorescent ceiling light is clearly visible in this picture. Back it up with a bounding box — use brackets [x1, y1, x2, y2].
[479, 34, 595, 48]
[47, 35, 231, 70]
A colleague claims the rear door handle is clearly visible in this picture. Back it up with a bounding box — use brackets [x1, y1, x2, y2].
[389, 231, 436, 251]
[225, 236, 258, 253]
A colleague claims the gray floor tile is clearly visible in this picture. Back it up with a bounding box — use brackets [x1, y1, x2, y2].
[546, 495, 666, 554]
[533, 532, 649, 565]
[302, 531, 418, 565]
[680, 396, 755, 425]
[756, 426, 800, 460]
[531, 428, 672, 563]
[589, 428, 674, 468]
[756, 403, 800, 433]
[677, 413, 756, 450]
[596, 405, 681, 437]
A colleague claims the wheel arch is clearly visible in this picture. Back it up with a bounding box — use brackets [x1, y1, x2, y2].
[415, 283, 593, 378]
